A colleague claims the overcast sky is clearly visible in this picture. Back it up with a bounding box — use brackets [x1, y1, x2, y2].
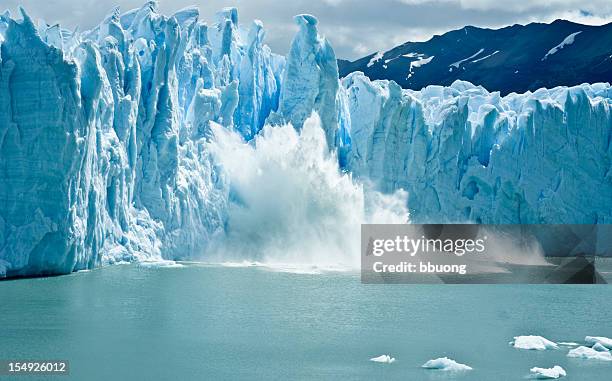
[4, 0, 612, 59]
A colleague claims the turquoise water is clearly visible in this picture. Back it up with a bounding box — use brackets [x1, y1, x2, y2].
[1, 264, 611, 380]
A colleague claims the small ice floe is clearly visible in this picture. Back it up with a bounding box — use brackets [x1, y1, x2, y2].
[585, 336, 612, 350]
[422, 357, 472, 371]
[529, 365, 566, 379]
[567, 346, 612, 361]
[558, 342, 580, 347]
[219, 261, 262, 268]
[262, 262, 351, 275]
[369, 354, 395, 364]
[138, 260, 184, 268]
[511, 336, 558, 350]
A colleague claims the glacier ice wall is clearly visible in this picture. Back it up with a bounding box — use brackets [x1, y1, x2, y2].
[342, 73, 612, 224]
[0, 3, 351, 277]
[0, 2, 611, 277]
[268, 14, 346, 149]
[0, 3, 281, 277]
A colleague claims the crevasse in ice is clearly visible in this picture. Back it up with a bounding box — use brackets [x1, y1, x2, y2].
[0, 2, 611, 277]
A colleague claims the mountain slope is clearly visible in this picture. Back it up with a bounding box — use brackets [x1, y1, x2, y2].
[338, 20, 612, 94]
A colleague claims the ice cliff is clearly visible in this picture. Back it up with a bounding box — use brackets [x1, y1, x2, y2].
[342, 75, 612, 224]
[0, 2, 611, 277]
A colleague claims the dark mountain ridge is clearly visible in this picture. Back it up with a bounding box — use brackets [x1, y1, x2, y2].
[338, 19, 612, 94]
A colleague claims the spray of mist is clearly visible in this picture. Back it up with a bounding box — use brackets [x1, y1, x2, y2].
[206, 115, 409, 271]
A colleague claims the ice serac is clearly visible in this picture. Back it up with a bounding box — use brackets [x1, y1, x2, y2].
[235, 20, 281, 139]
[271, 14, 347, 148]
[343, 73, 612, 224]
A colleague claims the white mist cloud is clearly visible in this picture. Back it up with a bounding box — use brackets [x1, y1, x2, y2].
[207, 114, 408, 269]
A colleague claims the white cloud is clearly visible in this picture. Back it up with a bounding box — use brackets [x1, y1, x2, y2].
[398, 0, 452, 4]
[399, 0, 612, 13]
[458, 0, 612, 13]
[537, 10, 612, 25]
[3, 0, 611, 60]
[352, 43, 370, 56]
[321, 0, 345, 6]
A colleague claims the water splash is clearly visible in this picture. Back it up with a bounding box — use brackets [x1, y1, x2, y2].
[207, 114, 408, 270]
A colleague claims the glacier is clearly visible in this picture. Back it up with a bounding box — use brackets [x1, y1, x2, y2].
[0, 2, 611, 278]
[342, 74, 612, 224]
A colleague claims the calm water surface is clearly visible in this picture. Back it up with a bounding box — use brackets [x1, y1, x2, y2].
[0, 264, 611, 380]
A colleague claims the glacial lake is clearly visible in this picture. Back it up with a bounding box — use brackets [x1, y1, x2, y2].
[1, 264, 611, 380]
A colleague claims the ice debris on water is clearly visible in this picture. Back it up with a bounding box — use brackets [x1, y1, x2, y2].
[567, 346, 612, 361]
[422, 357, 472, 371]
[369, 355, 395, 364]
[511, 336, 559, 350]
[529, 365, 566, 379]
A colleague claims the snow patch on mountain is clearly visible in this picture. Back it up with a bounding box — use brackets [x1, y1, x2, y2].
[407, 55, 434, 79]
[450, 48, 484, 69]
[542, 31, 581, 60]
[367, 51, 384, 67]
[472, 50, 499, 63]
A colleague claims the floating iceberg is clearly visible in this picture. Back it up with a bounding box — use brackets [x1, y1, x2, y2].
[369, 354, 395, 364]
[592, 343, 610, 352]
[585, 336, 612, 350]
[567, 346, 612, 361]
[422, 357, 472, 371]
[511, 336, 559, 350]
[529, 365, 566, 379]
[1, 2, 611, 278]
